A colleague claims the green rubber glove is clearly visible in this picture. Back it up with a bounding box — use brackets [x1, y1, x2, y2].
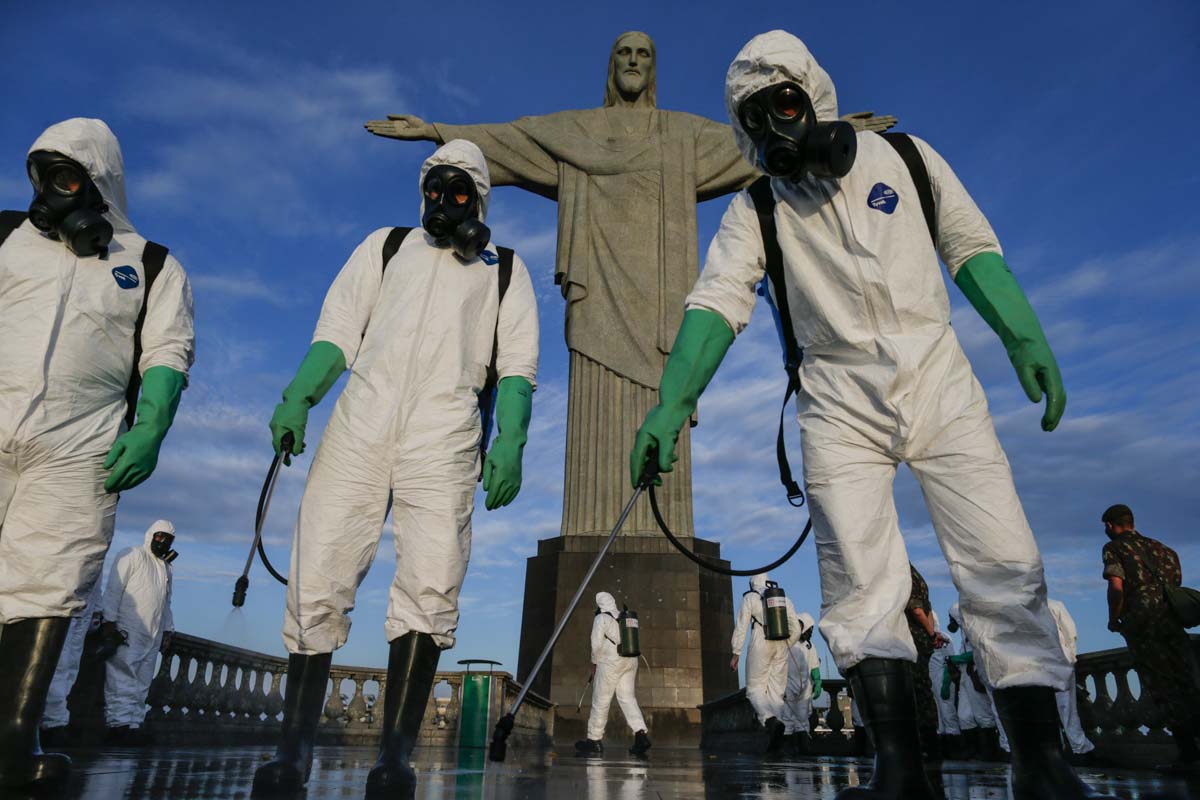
[269, 341, 346, 465]
[104, 366, 186, 493]
[954, 252, 1065, 431]
[941, 666, 953, 700]
[482, 376, 533, 510]
[630, 308, 735, 487]
[810, 668, 822, 699]
[948, 651, 974, 666]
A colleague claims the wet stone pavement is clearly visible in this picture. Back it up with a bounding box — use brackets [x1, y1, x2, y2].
[13, 745, 1198, 800]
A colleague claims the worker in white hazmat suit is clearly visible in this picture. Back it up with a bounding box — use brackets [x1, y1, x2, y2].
[946, 602, 1000, 762]
[575, 592, 650, 756]
[41, 578, 104, 744]
[730, 574, 801, 752]
[631, 30, 1115, 800]
[253, 139, 539, 799]
[928, 611, 962, 758]
[1047, 600, 1095, 757]
[781, 611, 823, 753]
[0, 118, 194, 790]
[102, 520, 177, 739]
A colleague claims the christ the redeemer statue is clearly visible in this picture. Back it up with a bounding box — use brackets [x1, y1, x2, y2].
[367, 31, 893, 539]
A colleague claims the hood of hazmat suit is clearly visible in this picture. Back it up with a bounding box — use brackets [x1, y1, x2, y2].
[687, 31, 1069, 693]
[103, 520, 175, 727]
[596, 591, 619, 617]
[749, 573, 769, 594]
[0, 119, 194, 624]
[282, 139, 539, 655]
[723, 30, 841, 169]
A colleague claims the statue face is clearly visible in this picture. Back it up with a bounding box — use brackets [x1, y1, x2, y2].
[613, 33, 653, 99]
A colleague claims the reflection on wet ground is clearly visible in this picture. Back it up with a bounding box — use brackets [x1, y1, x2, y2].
[14, 745, 1197, 799]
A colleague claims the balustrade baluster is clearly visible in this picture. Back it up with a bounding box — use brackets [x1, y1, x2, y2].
[346, 676, 368, 723]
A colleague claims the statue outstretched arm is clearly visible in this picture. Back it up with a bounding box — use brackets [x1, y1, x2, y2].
[840, 111, 899, 133]
[366, 112, 558, 197]
[364, 114, 439, 142]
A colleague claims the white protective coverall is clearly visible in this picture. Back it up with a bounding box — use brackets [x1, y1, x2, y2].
[283, 140, 539, 654]
[731, 574, 801, 724]
[103, 520, 175, 727]
[0, 119, 194, 623]
[782, 611, 822, 735]
[688, 30, 1069, 692]
[586, 592, 646, 741]
[43, 576, 104, 728]
[948, 603, 995, 732]
[928, 611, 960, 736]
[1049, 600, 1094, 754]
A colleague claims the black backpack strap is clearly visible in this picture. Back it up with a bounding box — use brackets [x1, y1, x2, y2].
[746, 178, 805, 507]
[477, 246, 516, 476]
[381, 226, 414, 274]
[125, 241, 169, 429]
[0, 210, 28, 249]
[879, 132, 938, 248]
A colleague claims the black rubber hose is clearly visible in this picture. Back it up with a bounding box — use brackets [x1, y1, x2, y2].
[640, 445, 812, 577]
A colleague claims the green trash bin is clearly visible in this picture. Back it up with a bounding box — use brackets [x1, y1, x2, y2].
[457, 659, 501, 749]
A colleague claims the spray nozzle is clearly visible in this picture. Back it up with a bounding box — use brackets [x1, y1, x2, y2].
[489, 712, 514, 762]
[232, 575, 249, 608]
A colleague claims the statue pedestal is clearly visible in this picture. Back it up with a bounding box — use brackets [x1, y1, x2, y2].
[516, 534, 736, 745]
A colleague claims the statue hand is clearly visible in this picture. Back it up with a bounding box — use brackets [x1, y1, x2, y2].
[841, 111, 899, 133]
[364, 114, 435, 141]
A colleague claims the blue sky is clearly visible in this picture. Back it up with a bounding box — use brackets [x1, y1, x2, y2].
[2, 1, 1197, 682]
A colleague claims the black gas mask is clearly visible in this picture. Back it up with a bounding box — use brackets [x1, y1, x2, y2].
[738, 82, 857, 181]
[26, 150, 113, 257]
[421, 165, 490, 261]
[150, 531, 178, 563]
[800, 625, 814, 644]
[947, 617, 960, 634]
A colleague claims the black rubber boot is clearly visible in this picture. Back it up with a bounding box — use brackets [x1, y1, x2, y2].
[0, 618, 72, 790]
[39, 725, 68, 749]
[251, 651, 333, 795]
[763, 716, 786, 753]
[920, 726, 941, 761]
[574, 738, 603, 754]
[993, 686, 1120, 799]
[834, 658, 940, 800]
[1155, 720, 1200, 774]
[365, 632, 441, 798]
[629, 729, 651, 755]
[960, 727, 979, 760]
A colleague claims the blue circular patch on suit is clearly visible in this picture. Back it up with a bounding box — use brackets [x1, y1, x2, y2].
[111, 265, 140, 289]
[868, 183, 899, 214]
[479, 250, 499, 265]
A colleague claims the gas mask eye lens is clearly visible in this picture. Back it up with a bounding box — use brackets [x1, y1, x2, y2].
[741, 102, 765, 133]
[448, 178, 472, 206]
[772, 87, 804, 120]
[424, 176, 442, 201]
[27, 160, 40, 187]
[51, 166, 84, 195]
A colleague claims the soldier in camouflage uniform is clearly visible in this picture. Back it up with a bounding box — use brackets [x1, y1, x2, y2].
[904, 563, 947, 756]
[1101, 504, 1200, 772]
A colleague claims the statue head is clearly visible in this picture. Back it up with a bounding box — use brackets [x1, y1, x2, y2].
[604, 31, 656, 108]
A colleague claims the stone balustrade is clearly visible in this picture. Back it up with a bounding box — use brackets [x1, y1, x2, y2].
[700, 635, 1200, 767]
[128, 633, 553, 748]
